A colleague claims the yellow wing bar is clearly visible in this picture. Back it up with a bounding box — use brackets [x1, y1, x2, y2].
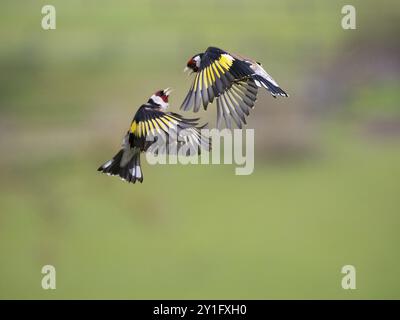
[130, 115, 180, 138]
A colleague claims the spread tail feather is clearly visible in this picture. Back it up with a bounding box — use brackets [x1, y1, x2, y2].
[98, 148, 143, 184]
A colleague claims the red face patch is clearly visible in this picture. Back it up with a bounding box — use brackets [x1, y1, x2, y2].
[187, 58, 194, 66]
[187, 58, 196, 68]
[187, 58, 198, 72]
[161, 94, 168, 102]
[155, 90, 168, 102]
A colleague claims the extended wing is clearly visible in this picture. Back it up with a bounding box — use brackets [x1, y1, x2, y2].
[181, 47, 258, 128]
[129, 106, 210, 155]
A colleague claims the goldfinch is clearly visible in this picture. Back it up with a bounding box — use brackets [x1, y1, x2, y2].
[182, 46, 288, 129]
[98, 88, 209, 183]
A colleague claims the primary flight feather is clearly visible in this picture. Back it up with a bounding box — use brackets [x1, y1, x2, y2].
[182, 46, 288, 129]
[98, 89, 210, 183]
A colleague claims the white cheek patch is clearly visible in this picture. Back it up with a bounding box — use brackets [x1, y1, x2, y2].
[151, 95, 169, 109]
[194, 56, 201, 68]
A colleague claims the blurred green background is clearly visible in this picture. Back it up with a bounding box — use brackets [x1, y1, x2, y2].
[1, 0, 399, 299]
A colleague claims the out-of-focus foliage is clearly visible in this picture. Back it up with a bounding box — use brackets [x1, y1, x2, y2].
[0, 0, 399, 299]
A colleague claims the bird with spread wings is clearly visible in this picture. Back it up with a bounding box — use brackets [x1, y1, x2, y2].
[182, 46, 288, 129]
[98, 89, 210, 183]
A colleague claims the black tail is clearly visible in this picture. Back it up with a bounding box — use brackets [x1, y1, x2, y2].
[252, 75, 288, 98]
[97, 148, 143, 183]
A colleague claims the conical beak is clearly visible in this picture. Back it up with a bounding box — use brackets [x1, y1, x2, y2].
[163, 88, 173, 96]
[183, 66, 189, 73]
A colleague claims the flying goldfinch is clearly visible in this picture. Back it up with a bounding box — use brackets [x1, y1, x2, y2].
[98, 88, 209, 183]
[182, 46, 288, 129]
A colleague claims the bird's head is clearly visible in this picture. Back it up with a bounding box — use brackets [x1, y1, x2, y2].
[184, 54, 203, 73]
[148, 88, 173, 110]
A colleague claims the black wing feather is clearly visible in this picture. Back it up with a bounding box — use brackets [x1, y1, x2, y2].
[130, 106, 210, 154]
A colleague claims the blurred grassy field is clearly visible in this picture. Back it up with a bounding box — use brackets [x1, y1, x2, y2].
[0, 0, 400, 299]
